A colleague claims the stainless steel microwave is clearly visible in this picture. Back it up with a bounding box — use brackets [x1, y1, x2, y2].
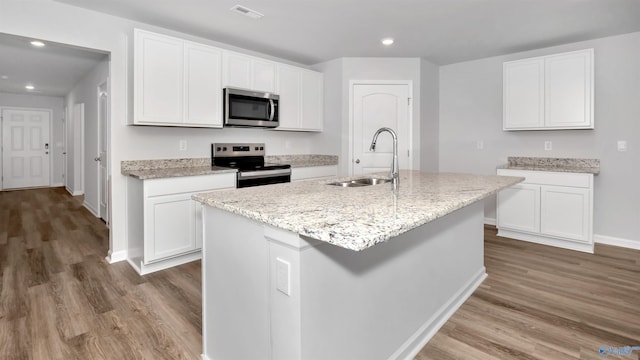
[223, 88, 279, 128]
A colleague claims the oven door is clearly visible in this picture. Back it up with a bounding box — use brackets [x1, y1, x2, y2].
[237, 169, 291, 188]
[224, 88, 279, 128]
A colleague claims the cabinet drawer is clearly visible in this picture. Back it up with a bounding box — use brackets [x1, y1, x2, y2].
[145, 173, 236, 196]
[497, 169, 592, 188]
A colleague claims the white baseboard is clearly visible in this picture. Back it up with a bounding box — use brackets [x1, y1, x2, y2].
[66, 186, 83, 196]
[83, 201, 99, 217]
[484, 217, 496, 226]
[594, 234, 640, 250]
[106, 249, 127, 263]
[391, 268, 487, 360]
[51, 182, 64, 187]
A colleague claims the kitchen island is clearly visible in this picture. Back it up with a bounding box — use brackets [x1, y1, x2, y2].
[193, 170, 522, 360]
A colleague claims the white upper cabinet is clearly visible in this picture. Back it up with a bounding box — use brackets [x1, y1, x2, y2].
[133, 29, 223, 128]
[503, 49, 594, 130]
[275, 64, 324, 132]
[222, 51, 276, 93]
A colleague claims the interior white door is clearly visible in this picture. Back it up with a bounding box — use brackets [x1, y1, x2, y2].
[98, 83, 109, 224]
[1, 108, 51, 189]
[352, 83, 411, 175]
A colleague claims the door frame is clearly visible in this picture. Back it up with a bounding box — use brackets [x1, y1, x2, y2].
[0, 106, 54, 191]
[348, 80, 414, 176]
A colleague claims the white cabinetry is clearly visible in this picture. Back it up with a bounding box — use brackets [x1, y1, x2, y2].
[222, 51, 276, 93]
[133, 29, 222, 127]
[291, 165, 338, 182]
[275, 64, 323, 132]
[503, 49, 593, 130]
[127, 172, 236, 274]
[497, 169, 594, 253]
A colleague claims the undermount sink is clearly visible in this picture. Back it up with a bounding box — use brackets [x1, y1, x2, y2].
[328, 177, 392, 187]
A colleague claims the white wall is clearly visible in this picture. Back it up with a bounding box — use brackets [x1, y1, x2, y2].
[0, 0, 339, 261]
[420, 59, 439, 172]
[0, 92, 65, 186]
[65, 57, 109, 214]
[439, 31, 640, 245]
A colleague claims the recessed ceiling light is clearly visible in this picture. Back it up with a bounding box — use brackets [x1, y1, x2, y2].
[25, 85, 35, 90]
[1, 75, 8, 80]
[30, 40, 46, 47]
[381, 38, 395, 46]
[230, 4, 264, 19]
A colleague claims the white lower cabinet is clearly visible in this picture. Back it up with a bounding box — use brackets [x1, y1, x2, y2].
[497, 169, 594, 253]
[127, 172, 236, 274]
[291, 165, 338, 182]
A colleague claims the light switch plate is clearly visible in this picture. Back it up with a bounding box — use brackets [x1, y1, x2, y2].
[476, 140, 484, 150]
[617, 140, 627, 152]
[179, 140, 187, 151]
[276, 257, 291, 296]
[544, 141, 552, 151]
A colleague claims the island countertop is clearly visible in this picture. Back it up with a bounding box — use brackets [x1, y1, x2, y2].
[193, 170, 523, 251]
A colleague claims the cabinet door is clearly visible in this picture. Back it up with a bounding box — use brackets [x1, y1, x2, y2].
[275, 64, 301, 129]
[184, 43, 223, 127]
[503, 58, 544, 130]
[223, 52, 252, 90]
[540, 186, 590, 242]
[300, 70, 323, 131]
[135, 30, 184, 124]
[497, 184, 540, 233]
[544, 50, 593, 129]
[145, 193, 197, 263]
[252, 59, 276, 93]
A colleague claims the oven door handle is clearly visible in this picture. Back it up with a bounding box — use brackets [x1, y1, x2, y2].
[238, 168, 291, 180]
[268, 99, 275, 121]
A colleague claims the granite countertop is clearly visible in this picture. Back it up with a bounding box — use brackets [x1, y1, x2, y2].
[122, 155, 338, 180]
[193, 170, 523, 251]
[498, 156, 600, 174]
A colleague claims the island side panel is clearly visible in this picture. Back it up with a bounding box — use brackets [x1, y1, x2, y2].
[202, 207, 270, 360]
[263, 201, 486, 360]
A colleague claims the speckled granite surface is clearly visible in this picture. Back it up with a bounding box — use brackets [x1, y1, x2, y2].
[266, 155, 338, 168]
[498, 157, 600, 174]
[122, 155, 337, 179]
[121, 158, 235, 179]
[193, 170, 523, 251]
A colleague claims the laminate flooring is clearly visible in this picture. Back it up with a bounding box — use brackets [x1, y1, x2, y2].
[1, 188, 639, 359]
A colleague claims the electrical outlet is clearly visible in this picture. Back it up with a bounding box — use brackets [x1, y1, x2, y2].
[617, 140, 627, 152]
[179, 140, 187, 151]
[476, 140, 484, 150]
[544, 141, 552, 151]
[276, 258, 291, 296]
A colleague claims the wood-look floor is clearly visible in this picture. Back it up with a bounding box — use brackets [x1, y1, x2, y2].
[1, 188, 639, 359]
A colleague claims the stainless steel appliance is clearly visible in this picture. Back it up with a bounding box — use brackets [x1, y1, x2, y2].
[212, 143, 291, 188]
[223, 88, 279, 128]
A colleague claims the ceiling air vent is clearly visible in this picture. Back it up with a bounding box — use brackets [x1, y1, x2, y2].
[230, 5, 264, 19]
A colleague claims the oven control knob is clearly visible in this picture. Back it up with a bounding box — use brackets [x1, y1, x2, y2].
[260, 146, 264, 150]
[255, 147, 259, 150]
[223, 147, 227, 151]
[216, 147, 221, 151]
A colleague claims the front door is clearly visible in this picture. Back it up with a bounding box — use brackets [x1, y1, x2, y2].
[351, 83, 411, 175]
[1, 108, 51, 189]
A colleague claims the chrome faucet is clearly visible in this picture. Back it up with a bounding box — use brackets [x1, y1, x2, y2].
[369, 127, 399, 189]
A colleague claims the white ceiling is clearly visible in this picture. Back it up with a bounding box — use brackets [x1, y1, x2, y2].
[0, 33, 108, 97]
[53, 0, 640, 66]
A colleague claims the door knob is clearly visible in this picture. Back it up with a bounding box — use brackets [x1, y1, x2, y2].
[94, 156, 101, 162]
[355, 159, 360, 164]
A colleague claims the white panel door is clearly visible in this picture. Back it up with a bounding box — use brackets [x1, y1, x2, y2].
[98, 84, 109, 223]
[145, 193, 197, 263]
[2, 108, 50, 189]
[497, 184, 541, 233]
[352, 83, 411, 175]
[135, 30, 184, 124]
[540, 185, 590, 242]
[544, 50, 593, 128]
[503, 58, 544, 129]
[184, 42, 222, 127]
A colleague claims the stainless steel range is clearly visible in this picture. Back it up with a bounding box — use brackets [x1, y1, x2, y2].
[211, 143, 291, 188]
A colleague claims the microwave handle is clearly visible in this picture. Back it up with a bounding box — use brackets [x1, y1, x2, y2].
[268, 99, 275, 121]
